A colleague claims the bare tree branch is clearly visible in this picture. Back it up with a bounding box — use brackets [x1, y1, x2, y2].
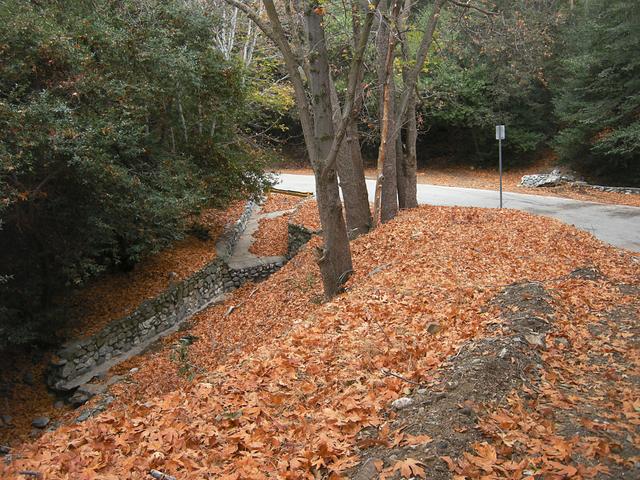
[222, 0, 279, 46]
[448, 0, 497, 16]
[395, 0, 445, 127]
[320, 0, 381, 179]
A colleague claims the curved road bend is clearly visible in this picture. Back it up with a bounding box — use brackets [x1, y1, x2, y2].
[275, 173, 640, 253]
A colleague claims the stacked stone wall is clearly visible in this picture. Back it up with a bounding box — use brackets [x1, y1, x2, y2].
[47, 206, 308, 391]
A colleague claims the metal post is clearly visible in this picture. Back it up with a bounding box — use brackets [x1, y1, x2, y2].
[499, 138, 503, 209]
[496, 125, 505, 209]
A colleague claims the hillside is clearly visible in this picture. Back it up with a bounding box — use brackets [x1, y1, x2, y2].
[2, 206, 638, 479]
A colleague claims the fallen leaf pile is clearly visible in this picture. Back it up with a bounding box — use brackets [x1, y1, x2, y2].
[289, 199, 321, 231]
[249, 215, 291, 257]
[2, 205, 638, 479]
[259, 193, 304, 214]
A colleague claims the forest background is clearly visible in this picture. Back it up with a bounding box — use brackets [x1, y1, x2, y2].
[1, 0, 638, 346]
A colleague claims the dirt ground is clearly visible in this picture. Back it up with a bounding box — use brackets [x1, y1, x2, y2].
[277, 166, 640, 208]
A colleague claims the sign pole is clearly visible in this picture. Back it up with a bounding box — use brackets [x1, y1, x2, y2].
[499, 137, 503, 209]
[496, 125, 505, 209]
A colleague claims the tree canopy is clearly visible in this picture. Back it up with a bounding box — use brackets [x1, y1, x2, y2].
[553, 0, 640, 183]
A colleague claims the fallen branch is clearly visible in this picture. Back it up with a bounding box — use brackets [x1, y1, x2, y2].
[448, 0, 497, 16]
[224, 287, 259, 317]
[381, 368, 425, 387]
[269, 187, 313, 198]
[149, 469, 177, 480]
[19, 471, 42, 479]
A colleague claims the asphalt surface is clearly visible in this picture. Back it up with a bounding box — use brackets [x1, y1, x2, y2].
[275, 173, 640, 252]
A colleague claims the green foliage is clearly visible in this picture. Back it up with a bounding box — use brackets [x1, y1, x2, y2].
[0, 0, 271, 346]
[171, 336, 199, 380]
[552, 0, 640, 184]
[416, 1, 560, 164]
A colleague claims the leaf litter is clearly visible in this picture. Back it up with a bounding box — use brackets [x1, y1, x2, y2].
[0, 202, 246, 447]
[2, 205, 638, 479]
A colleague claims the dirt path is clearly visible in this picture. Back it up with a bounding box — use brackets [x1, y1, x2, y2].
[349, 272, 640, 479]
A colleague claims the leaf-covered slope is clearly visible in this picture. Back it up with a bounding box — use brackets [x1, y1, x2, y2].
[3, 206, 638, 479]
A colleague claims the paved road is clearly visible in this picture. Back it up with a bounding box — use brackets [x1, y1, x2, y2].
[275, 173, 640, 252]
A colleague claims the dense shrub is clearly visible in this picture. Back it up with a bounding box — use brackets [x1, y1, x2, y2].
[0, 0, 271, 346]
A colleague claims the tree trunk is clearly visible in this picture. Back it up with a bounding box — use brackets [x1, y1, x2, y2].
[314, 168, 353, 297]
[397, 0, 418, 209]
[230, 0, 378, 298]
[329, 80, 371, 237]
[403, 93, 419, 208]
[305, 5, 353, 298]
[374, 0, 399, 224]
[396, 127, 407, 209]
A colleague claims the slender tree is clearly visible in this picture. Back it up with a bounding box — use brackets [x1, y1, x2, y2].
[225, 0, 379, 298]
[373, 0, 401, 225]
[373, 0, 445, 221]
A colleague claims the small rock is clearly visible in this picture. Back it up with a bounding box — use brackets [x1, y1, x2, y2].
[436, 440, 449, 452]
[77, 382, 106, 397]
[498, 347, 508, 358]
[460, 406, 473, 416]
[129, 368, 139, 375]
[32, 416, 50, 428]
[106, 375, 124, 386]
[417, 388, 428, 395]
[50, 356, 67, 367]
[76, 410, 92, 422]
[54, 401, 65, 409]
[1, 415, 13, 427]
[426, 322, 441, 335]
[431, 391, 446, 401]
[554, 337, 570, 349]
[68, 391, 91, 407]
[352, 457, 382, 480]
[524, 333, 546, 349]
[22, 371, 35, 386]
[391, 397, 414, 410]
[446, 381, 459, 391]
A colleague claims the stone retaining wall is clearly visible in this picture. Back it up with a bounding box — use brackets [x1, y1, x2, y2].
[287, 223, 315, 258]
[47, 210, 309, 391]
[581, 184, 640, 195]
[217, 201, 257, 260]
[48, 259, 229, 390]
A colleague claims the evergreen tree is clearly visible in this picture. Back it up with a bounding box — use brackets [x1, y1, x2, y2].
[553, 0, 640, 184]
